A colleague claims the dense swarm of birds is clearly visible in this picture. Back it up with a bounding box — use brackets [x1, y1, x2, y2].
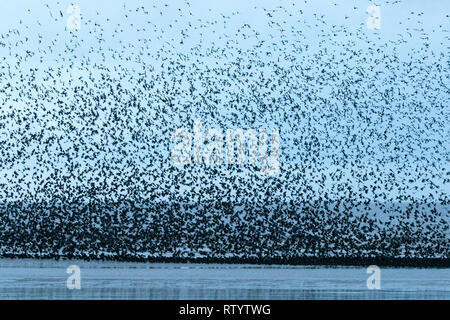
[0, 1, 448, 263]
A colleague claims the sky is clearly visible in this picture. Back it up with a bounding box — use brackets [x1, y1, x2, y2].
[0, 0, 448, 202]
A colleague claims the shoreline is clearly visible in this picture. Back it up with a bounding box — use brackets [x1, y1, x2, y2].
[1, 254, 448, 268]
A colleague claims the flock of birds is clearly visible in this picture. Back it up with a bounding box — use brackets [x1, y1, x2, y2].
[0, 1, 448, 263]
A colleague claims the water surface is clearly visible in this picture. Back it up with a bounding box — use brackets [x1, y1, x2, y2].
[0, 259, 448, 299]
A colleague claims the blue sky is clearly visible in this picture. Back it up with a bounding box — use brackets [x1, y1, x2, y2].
[0, 1, 448, 201]
[0, 0, 448, 53]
